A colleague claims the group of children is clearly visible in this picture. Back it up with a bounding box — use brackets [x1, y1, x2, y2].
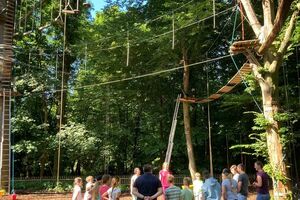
[72, 161, 269, 200]
[72, 174, 121, 200]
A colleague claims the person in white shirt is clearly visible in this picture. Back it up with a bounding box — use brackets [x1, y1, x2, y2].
[193, 172, 203, 200]
[84, 176, 94, 200]
[230, 165, 239, 183]
[103, 176, 121, 200]
[131, 167, 141, 200]
[72, 177, 83, 200]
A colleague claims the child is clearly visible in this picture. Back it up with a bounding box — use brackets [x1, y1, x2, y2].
[159, 162, 171, 196]
[99, 174, 111, 200]
[84, 176, 94, 200]
[181, 177, 193, 200]
[102, 176, 121, 200]
[221, 168, 237, 200]
[165, 175, 181, 200]
[92, 176, 102, 200]
[193, 172, 203, 200]
[72, 177, 83, 200]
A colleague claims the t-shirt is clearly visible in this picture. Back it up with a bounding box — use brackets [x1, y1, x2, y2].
[238, 173, 249, 197]
[84, 182, 93, 200]
[72, 185, 82, 200]
[181, 188, 193, 200]
[193, 179, 203, 199]
[222, 178, 238, 200]
[256, 171, 269, 194]
[107, 187, 121, 200]
[134, 172, 162, 200]
[202, 177, 221, 200]
[131, 175, 139, 195]
[232, 174, 239, 183]
[99, 185, 110, 197]
[165, 185, 181, 200]
[159, 170, 170, 188]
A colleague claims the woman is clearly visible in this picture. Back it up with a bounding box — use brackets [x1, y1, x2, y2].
[102, 176, 121, 200]
[221, 168, 238, 200]
[193, 172, 203, 200]
[130, 167, 141, 200]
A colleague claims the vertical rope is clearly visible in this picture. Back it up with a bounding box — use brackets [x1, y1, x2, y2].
[239, 1, 245, 40]
[40, 0, 42, 27]
[85, 43, 87, 71]
[207, 66, 213, 176]
[172, 12, 175, 49]
[296, 47, 300, 104]
[24, 0, 27, 31]
[126, 26, 130, 67]
[55, 50, 58, 78]
[213, 0, 216, 28]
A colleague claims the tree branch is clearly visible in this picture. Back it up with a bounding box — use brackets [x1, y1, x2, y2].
[258, 0, 294, 55]
[240, 0, 262, 37]
[250, 63, 265, 82]
[275, 7, 300, 68]
[262, 0, 275, 30]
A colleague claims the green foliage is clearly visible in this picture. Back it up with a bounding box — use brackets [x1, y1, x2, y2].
[11, 0, 300, 182]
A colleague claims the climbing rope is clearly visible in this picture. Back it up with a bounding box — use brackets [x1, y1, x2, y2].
[229, 4, 263, 113]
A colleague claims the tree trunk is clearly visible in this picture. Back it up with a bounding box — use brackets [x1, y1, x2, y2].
[182, 48, 197, 179]
[259, 70, 291, 199]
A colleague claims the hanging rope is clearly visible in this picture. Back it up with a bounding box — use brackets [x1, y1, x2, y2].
[239, 1, 245, 40]
[172, 12, 175, 49]
[126, 27, 130, 67]
[206, 65, 213, 177]
[296, 47, 300, 104]
[213, 0, 216, 28]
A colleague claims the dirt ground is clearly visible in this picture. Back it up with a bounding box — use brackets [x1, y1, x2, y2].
[0, 193, 258, 200]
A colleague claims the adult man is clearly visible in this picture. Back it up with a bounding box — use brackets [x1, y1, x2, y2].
[165, 175, 181, 200]
[201, 170, 221, 200]
[236, 164, 249, 200]
[253, 161, 270, 200]
[133, 164, 163, 200]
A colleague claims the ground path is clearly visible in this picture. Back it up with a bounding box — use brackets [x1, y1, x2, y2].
[0, 193, 258, 200]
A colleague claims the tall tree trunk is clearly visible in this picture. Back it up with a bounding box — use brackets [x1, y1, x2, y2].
[259, 70, 291, 199]
[182, 48, 197, 179]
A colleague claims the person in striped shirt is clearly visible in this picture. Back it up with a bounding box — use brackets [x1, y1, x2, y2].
[165, 175, 181, 200]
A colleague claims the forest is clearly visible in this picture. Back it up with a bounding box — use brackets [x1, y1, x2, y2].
[9, 0, 300, 198]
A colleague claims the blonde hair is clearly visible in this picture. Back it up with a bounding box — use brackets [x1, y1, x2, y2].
[195, 172, 201, 179]
[86, 176, 94, 183]
[111, 176, 120, 188]
[74, 177, 82, 185]
[162, 162, 169, 170]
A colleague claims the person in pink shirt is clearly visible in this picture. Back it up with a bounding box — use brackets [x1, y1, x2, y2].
[159, 162, 171, 199]
[99, 174, 111, 200]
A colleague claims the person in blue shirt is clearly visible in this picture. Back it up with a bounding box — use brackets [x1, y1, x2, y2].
[201, 170, 221, 200]
[132, 164, 163, 200]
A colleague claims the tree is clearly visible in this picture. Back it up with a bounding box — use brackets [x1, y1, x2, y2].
[233, 1, 300, 198]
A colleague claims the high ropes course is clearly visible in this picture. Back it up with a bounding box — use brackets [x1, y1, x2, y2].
[0, 0, 276, 194]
